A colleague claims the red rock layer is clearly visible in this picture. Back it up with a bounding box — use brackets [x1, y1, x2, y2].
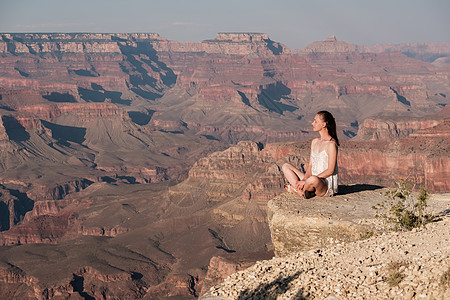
[356, 118, 441, 140]
[1, 33, 449, 145]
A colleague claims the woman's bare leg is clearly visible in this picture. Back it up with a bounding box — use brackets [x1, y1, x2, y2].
[303, 176, 328, 197]
[281, 163, 305, 187]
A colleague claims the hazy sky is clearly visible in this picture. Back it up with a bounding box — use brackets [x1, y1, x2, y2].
[1, 0, 448, 49]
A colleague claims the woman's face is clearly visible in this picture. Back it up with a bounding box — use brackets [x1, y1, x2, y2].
[312, 114, 326, 132]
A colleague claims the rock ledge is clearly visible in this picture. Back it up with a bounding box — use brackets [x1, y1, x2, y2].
[201, 191, 450, 299]
[268, 185, 385, 257]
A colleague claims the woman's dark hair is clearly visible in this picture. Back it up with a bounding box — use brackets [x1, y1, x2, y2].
[317, 110, 340, 146]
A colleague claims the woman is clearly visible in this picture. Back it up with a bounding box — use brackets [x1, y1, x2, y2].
[282, 111, 339, 198]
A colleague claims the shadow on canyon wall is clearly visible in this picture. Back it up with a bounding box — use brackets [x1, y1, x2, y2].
[1, 115, 30, 142]
[41, 120, 86, 144]
[0, 185, 34, 231]
[117, 40, 177, 100]
[43, 92, 77, 103]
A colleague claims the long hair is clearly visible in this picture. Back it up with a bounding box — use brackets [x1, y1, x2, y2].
[317, 110, 340, 146]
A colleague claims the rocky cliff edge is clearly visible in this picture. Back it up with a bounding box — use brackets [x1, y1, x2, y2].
[202, 190, 450, 299]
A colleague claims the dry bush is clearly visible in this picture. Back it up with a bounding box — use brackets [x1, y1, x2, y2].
[441, 266, 450, 290]
[385, 261, 408, 287]
[372, 178, 434, 231]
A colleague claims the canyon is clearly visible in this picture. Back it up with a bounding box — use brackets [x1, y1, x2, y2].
[0, 32, 449, 298]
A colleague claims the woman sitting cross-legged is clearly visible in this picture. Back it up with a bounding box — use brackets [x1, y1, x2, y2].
[282, 110, 339, 199]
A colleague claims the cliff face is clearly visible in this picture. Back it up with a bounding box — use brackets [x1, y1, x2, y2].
[340, 138, 449, 192]
[355, 118, 441, 140]
[355, 107, 450, 140]
[1, 33, 448, 146]
[267, 190, 380, 257]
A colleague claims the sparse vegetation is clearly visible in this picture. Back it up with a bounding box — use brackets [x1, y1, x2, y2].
[385, 261, 408, 286]
[359, 229, 374, 240]
[440, 266, 450, 290]
[387, 272, 405, 286]
[372, 178, 434, 231]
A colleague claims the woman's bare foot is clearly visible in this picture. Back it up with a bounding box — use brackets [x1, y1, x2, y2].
[284, 184, 298, 194]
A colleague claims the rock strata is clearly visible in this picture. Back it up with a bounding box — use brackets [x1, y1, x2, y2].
[355, 115, 445, 141]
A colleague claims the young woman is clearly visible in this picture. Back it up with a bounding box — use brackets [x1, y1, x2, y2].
[282, 111, 339, 198]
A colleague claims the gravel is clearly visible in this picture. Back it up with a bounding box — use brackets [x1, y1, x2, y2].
[202, 213, 450, 299]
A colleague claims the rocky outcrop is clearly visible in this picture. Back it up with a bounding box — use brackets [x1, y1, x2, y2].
[203, 214, 450, 299]
[181, 141, 279, 229]
[77, 225, 128, 237]
[267, 190, 378, 257]
[0, 186, 34, 231]
[355, 117, 440, 140]
[189, 141, 268, 180]
[0, 33, 164, 54]
[153, 32, 289, 56]
[0, 32, 288, 56]
[0, 181, 95, 245]
[201, 256, 255, 295]
[202, 192, 450, 299]
[301, 35, 358, 53]
[26, 178, 93, 201]
[410, 118, 450, 138]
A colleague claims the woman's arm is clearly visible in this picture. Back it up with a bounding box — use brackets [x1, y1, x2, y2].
[295, 140, 315, 191]
[304, 153, 312, 179]
[317, 141, 338, 179]
[304, 139, 316, 179]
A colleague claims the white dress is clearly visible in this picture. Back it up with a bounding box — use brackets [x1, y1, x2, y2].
[310, 149, 338, 196]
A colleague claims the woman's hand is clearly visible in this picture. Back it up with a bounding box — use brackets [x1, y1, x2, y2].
[295, 180, 306, 191]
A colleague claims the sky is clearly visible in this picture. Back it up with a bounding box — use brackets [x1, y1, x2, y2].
[0, 0, 449, 49]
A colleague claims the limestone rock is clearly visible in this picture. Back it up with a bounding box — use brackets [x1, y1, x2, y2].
[267, 187, 381, 257]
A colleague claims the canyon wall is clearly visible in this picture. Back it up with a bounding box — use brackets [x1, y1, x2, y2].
[1, 33, 448, 145]
[0, 131, 448, 298]
[355, 106, 450, 140]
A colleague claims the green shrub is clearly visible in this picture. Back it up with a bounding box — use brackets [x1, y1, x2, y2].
[372, 178, 434, 231]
